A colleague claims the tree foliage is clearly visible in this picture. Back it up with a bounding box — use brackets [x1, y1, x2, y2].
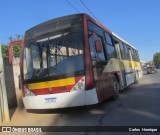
[12, 45, 21, 57]
[1, 34, 23, 58]
[9, 34, 22, 58]
[1, 44, 21, 59]
[1, 44, 8, 58]
[153, 52, 160, 67]
[8, 34, 23, 42]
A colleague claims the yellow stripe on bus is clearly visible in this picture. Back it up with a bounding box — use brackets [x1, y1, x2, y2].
[28, 77, 75, 90]
[105, 58, 141, 72]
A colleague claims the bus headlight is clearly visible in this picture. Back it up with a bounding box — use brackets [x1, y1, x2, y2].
[71, 77, 85, 91]
[24, 86, 35, 96]
[77, 82, 84, 89]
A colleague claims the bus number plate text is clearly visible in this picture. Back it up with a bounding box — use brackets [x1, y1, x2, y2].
[44, 97, 57, 103]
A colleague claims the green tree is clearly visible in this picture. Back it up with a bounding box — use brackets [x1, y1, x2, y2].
[153, 52, 160, 67]
[8, 34, 23, 58]
[1, 44, 9, 58]
[1, 34, 23, 59]
[12, 45, 21, 57]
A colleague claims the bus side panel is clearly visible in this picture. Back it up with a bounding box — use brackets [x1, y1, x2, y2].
[137, 62, 143, 79]
[95, 72, 113, 103]
[85, 88, 98, 105]
[121, 60, 134, 86]
[95, 58, 121, 102]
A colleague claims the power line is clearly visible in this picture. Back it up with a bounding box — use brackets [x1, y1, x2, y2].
[66, 0, 80, 13]
[79, 0, 101, 23]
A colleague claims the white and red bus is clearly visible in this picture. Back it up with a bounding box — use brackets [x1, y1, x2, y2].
[20, 14, 142, 110]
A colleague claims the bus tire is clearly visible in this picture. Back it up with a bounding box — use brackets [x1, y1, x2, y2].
[134, 71, 139, 83]
[18, 75, 21, 90]
[111, 76, 119, 100]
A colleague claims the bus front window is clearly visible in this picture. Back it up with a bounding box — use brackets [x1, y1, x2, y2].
[23, 29, 84, 81]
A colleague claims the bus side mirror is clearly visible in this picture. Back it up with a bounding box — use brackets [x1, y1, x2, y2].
[95, 40, 102, 53]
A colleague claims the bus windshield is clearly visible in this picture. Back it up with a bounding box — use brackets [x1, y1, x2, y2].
[23, 29, 84, 81]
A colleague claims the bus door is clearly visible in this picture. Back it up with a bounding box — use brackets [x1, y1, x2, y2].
[128, 47, 135, 83]
[113, 40, 127, 88]
[89, 32, 112, 102]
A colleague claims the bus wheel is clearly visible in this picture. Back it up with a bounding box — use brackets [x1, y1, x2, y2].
[112, 76, 119, 100]
[134, 71, 139, 83]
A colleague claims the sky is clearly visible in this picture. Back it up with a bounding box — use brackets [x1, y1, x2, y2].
[0, 0, 160, 62]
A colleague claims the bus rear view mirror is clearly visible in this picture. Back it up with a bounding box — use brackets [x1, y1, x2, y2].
[95, 40, 102, 53]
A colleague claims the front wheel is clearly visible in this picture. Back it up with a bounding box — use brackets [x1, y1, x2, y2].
[111, 76, 119, 100]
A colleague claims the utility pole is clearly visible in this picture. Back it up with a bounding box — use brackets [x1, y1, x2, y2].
[0, 44, 10, 123]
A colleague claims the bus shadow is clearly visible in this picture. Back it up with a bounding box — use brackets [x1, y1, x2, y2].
[26, 103, 103, 114]
[45, 82, 160, 130]
[119, 85, 134, 94]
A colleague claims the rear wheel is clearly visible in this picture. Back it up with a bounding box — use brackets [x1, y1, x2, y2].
[134, 71, 139, 83]
[111, 76, 119, 100]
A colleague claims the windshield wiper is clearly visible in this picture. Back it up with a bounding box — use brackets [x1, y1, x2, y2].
[32, 68, 44, 78]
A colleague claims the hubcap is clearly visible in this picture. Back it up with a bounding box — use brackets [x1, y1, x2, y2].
[113, 80, 119, 94]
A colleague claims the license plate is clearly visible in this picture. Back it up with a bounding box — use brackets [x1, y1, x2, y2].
[44, 97, 57, 103]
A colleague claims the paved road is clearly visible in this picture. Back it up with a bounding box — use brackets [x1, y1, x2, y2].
[1, 73, 160, 135]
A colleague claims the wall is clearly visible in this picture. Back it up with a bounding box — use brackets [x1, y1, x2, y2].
[3, 58, 17, 108]
[12, 57, 20, 91]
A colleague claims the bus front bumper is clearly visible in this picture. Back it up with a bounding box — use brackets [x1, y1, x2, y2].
[23, 89, 98, 109]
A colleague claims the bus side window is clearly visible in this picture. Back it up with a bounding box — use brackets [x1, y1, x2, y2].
[133, 49, 137, 61]
[123, 43, 130, 60]
[119, 42, 125, 60]
[89, 33, 105, 62]
[132, 48, 137, 61]
[135, 50, 140, 62]
[104, 33, 117, 59]
[95, 36, 105, 61]
[130, 48, 135, 61]
[89, 32, 106, 78]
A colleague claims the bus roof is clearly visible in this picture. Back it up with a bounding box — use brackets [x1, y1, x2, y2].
[25, 14, 83, 40]
[112, 32, 137, 50]
[26, 14, 83, 33]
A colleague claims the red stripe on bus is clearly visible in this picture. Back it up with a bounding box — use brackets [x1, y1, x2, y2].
[28, 76, 84, 95]
[30, 85, 74, 95]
